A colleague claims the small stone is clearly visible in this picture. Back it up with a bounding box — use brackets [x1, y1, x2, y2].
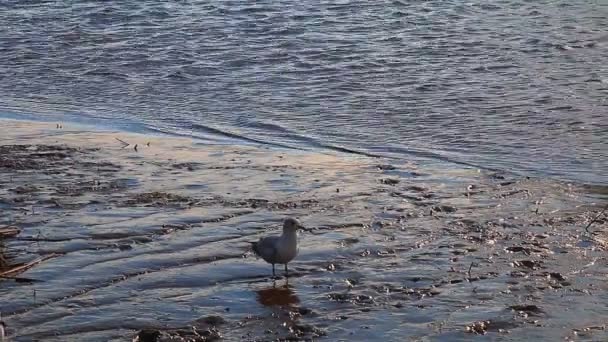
[298, 307, 313, 315]
[135, 329, 161, 342]
[549, 272, 567, 281]
[380, 178, 400, 185]
[509, 304, 543, 316]
[376, 164, 396, 170]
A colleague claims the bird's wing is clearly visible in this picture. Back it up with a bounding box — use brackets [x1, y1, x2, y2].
[253, 236, 279, 261]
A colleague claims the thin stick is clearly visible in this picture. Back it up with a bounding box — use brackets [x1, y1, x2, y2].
[0, 275, 39, 282]
[467, 262, 475, 280]
[585, 204, 608, 235]
[0, 253, 60, 278]
[0, 226, 20, 238]
[114, 137, 130, 148]
[16, 236, 71, 242]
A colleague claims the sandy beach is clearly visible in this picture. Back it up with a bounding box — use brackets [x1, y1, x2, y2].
[1, 119, 607, 341]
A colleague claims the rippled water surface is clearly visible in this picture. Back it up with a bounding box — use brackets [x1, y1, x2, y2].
[0, 0, 606, 184]
[1, 121, 607, 341]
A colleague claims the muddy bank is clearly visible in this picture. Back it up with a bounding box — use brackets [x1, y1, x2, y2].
[0, 119, 607, 341]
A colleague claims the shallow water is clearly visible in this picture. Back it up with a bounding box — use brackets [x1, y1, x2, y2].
[1, 121, 607, 341]
[0, 0, 607, 185]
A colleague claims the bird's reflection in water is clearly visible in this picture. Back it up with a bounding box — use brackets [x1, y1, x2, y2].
[256, 281, 300, 307]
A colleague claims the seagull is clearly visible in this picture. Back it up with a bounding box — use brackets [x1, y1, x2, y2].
[0, 320, 5, 342]
[251, 217, 304, 277]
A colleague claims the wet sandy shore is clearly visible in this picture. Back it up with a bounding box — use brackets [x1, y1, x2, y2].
[0, 119, 607, 341]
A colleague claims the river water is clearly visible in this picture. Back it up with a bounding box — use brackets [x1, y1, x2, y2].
[0, 0, 606, 184]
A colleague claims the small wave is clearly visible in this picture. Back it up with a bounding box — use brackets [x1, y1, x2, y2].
[81, 68, 128, 79]
[192, 123, 298, 150]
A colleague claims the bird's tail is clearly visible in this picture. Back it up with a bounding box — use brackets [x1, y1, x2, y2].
[249, 241, 260, 256]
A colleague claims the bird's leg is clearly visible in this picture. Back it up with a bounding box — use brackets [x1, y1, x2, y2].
[285, 263, 289, 277]
[272, 264, 276, 277]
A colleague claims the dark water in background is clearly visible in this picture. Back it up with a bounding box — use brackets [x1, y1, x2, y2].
[0, 0, 606, 184]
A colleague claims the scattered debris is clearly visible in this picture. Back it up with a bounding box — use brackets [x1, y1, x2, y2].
[172, 162, 200, 171]
[431, 205, 457, 213]
[584, 204, 608, 235]
[511, 260, 543, 270]
[547, 272, 567, 281]
[124, 192, 193, 206]
[327, 293, 375, 305]
[289, 323, 326, 338]
[509, 304, 544, 316]
[376, 164, 396, 171]
[465, 320, 491, 335]
[465, 320, 517, 335]
[133, 326, 222, 342]
[379, 178, 400, 185]
[505, 246, 532, 254]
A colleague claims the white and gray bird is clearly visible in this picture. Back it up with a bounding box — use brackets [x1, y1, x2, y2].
[0, 320, 5, 342]
[251, 217, 304, 277]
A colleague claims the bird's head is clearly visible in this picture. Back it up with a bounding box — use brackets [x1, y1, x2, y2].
[283, 217, 304, 233]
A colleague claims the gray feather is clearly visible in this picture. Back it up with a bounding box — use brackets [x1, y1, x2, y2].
[254, 236, 280, 263]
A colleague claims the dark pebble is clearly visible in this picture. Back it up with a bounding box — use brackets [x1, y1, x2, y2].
[298, 307, 313, 315]
[509, 304, 543, 315]
[380, 178, 400, 185]
[376, 164, 396, 171]
[136, 329, 161, 342]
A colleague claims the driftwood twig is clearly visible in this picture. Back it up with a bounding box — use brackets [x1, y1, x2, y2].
[114, 137, 130, 148]
[0, 226, 20, 238]
[585, 204, 608, 235]
[0, 253, 61, 278]
[467, 262, 475, 280]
